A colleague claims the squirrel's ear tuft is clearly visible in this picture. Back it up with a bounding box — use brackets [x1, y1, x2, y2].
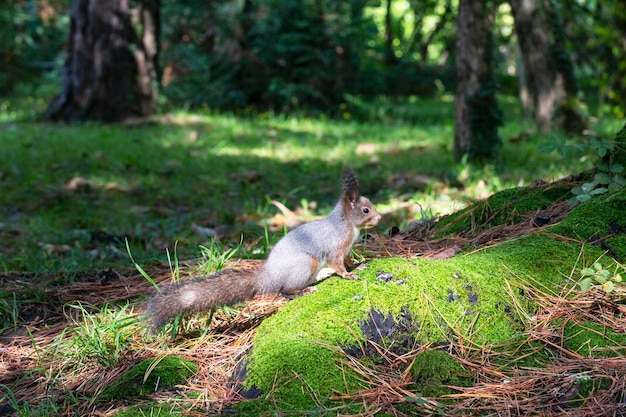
[342, 167, 360, 203]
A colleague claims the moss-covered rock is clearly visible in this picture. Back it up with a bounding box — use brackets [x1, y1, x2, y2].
[241, 234, 612, 412]
[99, 355, 197, 401]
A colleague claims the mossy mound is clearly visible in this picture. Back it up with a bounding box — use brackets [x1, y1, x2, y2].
[551, 187, 626, 259]
[100, 355, 197, 401]
[434, 183, 571, 236]
[241, 233, 612, 412]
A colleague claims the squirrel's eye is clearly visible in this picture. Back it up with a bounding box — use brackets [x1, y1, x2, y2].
[362, 207, 370, 214]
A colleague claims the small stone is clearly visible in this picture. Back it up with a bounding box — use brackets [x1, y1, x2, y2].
[532, 215, 551, 227]
[375, 271, 394, 282]
[446, 289, 458, 302]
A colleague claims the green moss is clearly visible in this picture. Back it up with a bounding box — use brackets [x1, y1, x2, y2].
[113, 404, 186, 417]
[563, 321, 626, 358]
[550, 187, 626, 259]
[243, 234, 610, 413]
[243, 278, 369, 410]
[410, 350, 473, 397]
[99, 355, 197, 401]
[435, 185, 571, 236]
[571, 375, 613, 408]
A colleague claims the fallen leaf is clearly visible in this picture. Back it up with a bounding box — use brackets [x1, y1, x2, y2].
[427, 245, 463, 260]
[66, 176, 91, 192]
[39, 243, 72, 255]
[191, 223, 218, 238]
[356, 142, 376, 155]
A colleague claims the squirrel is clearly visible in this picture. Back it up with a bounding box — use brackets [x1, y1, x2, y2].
[145, 168, 381, 332]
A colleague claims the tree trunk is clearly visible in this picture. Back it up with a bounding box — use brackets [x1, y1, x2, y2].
[515, 42, 532, 121]
[454, 0, 502, 163]
[46, 0, 160, 123]
[384, 0, 396, 66]
[508, 0, 556, 133]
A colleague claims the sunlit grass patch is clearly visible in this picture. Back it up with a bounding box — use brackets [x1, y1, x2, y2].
[0, 96, 621, 276]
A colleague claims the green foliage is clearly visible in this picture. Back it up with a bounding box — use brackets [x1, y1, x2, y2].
[537, 132, 585, 157]
[571, 137, 625, 205]
[539, 133, 625, 205]
[1, 0, 626, 118]
[565, 1, 626, 117]
[0, 0, 68, 95]
[158, 0, 456, 110]
[578, 260, 624, 293]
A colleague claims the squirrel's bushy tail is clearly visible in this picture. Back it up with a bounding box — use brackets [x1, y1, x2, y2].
[145, 269, 257, 332]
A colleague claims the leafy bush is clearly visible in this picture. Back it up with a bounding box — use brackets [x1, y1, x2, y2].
[0, 0, 67, 96]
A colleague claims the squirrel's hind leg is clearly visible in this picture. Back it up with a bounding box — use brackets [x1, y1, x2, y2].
[281, 286, 318, 299]
[327, 254, 360, 280]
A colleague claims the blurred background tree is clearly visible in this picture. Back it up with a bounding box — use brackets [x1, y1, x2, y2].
[45, 0, 159, 122]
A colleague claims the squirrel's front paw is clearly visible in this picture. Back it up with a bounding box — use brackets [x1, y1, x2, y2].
[342, 272, 360, 280]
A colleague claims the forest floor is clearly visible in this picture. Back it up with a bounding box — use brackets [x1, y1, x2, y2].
[2, 178, 626, 416]
[1, 105, 624, 416]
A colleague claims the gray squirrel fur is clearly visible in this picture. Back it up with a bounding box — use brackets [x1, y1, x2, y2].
[145, 168, 381, 332]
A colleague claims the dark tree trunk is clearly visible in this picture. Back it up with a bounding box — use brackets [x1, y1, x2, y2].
[508, 0, 556, 133]
[454, 0, 502, 163]
[384, 0, 396, 66]
[46, 0, 160, 123]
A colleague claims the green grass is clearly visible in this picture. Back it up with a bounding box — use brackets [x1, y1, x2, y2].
[57, 302, 137, 368]
[1, 95, 621, 273]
